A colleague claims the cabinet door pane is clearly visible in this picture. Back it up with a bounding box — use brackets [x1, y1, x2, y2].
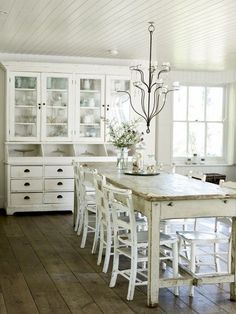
[46, 77, 69, 138]
[14, 75, 39, 138]
[107, 79, 130, 124]
[79, 78, 103, 139]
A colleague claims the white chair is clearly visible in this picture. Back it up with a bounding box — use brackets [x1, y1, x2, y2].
[177, 179, 233, 296]
[93, 173, 147, 273]
[160, 172, 206, 235]
[104, 184, 179, 301]
[77, 165, 99, 252]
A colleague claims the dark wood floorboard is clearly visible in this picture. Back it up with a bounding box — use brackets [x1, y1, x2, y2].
[0, 212, 236, 313]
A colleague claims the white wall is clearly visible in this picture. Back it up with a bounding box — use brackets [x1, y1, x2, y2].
[156, 69, 236, 180]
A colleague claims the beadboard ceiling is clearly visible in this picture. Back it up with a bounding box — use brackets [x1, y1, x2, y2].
[0, 0, 236, 70]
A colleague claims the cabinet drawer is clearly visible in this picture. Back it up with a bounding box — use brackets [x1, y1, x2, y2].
[11, 166, 43, 178]
[11, 179, 43, 192]
[11, 193, 43, 206]
[44, 192, 74, 204]
[44, 166, 73, 178]
[45, 179, 74, 191]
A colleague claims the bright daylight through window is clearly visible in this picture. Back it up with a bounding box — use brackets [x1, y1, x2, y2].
[173, 85, 226, 163]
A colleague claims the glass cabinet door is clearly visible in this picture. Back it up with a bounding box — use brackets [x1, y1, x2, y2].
[105, 76, 131, 140]
[42, 74, 72, 141]
[77, 76, 105, 141]
[10, 73, 41, 140]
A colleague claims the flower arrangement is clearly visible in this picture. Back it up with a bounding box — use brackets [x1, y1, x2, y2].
[108, 120, 144, 148]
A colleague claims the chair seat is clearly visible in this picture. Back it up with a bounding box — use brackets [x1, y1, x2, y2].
[118, 231, 177, 247]
[177, 230, 229, 243]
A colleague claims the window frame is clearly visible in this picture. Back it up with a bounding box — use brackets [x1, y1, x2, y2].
[172, 83, 228, 165]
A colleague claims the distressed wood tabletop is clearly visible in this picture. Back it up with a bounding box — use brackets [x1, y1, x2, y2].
[87, 162, 236, 202]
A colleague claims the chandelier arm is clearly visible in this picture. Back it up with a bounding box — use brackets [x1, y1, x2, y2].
[117, 90, 147, 120]
[135, 85, 148, 118]
[150, 92, 168, 119]
[157, 69, 169, 79]
[149, 89, 160, 118]
[132, 68, 149, 89]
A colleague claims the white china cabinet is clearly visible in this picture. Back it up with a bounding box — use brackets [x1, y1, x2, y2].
[2, 62, 132, 214]
[9, 72, 73, 142]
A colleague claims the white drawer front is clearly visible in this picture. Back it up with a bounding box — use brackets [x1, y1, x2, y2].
[44, 192, 74, 204]
[45, 179, 74, 191]
[11, 193, 43, 205]
[11, 179, 43, 192]
[11, 166, 43, 178]
[44, 166, 73, 178]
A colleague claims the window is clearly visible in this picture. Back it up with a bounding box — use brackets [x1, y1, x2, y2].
[172, 85, 226, 162]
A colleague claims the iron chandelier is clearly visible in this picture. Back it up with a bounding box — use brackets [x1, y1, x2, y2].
[119, 22, 179, 133]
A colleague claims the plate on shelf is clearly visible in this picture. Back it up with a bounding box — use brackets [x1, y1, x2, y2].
[124, 171, 160, 176]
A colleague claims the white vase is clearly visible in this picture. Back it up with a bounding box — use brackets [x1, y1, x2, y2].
[116, 147, 128, 170]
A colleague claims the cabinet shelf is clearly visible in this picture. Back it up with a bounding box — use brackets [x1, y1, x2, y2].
[47, 105, 67, 109]
[80, 90, 100, 93]
[47, 89, 68, 92]
[15, 88, 36, 91]
[15, 122, 36, 125]
[80, 106, 100, 110]
[46, 123, 67, 125]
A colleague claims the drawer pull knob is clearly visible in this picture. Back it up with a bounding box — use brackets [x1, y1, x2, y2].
[57, 182, 63, 186]
[57, 195, 63, 199]
[24, 169, 30, 173]
[167, 202, 173, 207]
[24, 196, 30, 200]
[24, 182, 30, 186]
[57, 168, 63, 172]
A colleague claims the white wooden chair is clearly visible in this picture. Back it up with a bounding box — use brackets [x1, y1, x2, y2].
[160, 172, 206, 235]
[93, 173, 147, 273]
[177, 179, 233, 297]
[103, 184, 179, 301]
[77, 165, 99, 252]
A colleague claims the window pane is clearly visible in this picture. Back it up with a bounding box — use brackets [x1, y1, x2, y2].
[206, 87, 223, 121]
[188, 87, 205, 121]
[173, 86, 187, 120]
[173, 122, 187, 157]
[188, 122, 205, 156]
[206, 123, 223, 157]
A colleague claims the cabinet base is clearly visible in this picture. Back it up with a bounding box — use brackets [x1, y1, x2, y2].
[6, 204, 73, 215]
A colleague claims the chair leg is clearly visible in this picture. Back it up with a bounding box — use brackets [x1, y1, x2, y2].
[109, 247, 119, 288]
[97, 223, 104, 266]
[214, 242, 221, 273]
[127, 249, 137, 301]
[172, 241, 179, 296]
[189, 243, 196, 297]
[102, 228, 112, 273]
[77, 204, 85, 236]
[80, 209, 88, 248]
[92, 212, 100, 254]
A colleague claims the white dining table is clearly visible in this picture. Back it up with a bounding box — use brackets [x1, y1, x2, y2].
[86, 163, 236, 307]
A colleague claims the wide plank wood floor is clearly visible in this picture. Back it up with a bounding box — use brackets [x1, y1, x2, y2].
[0, 210, 236, 314]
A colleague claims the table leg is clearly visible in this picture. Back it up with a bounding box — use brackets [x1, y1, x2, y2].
[147, 202, 161, 307]
[230, 216, 236, 300]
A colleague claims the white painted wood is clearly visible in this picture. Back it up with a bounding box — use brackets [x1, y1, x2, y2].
[1, 0, 236, 70]
[44, 178, 74, 191]
[11, 193, 43, 205]
[90, 162, 236, 307]
[11, 165, 43, 178]
[44, 192, 74, 204]
[44, 165, 73, 177]
[11, 179, 43, 192]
